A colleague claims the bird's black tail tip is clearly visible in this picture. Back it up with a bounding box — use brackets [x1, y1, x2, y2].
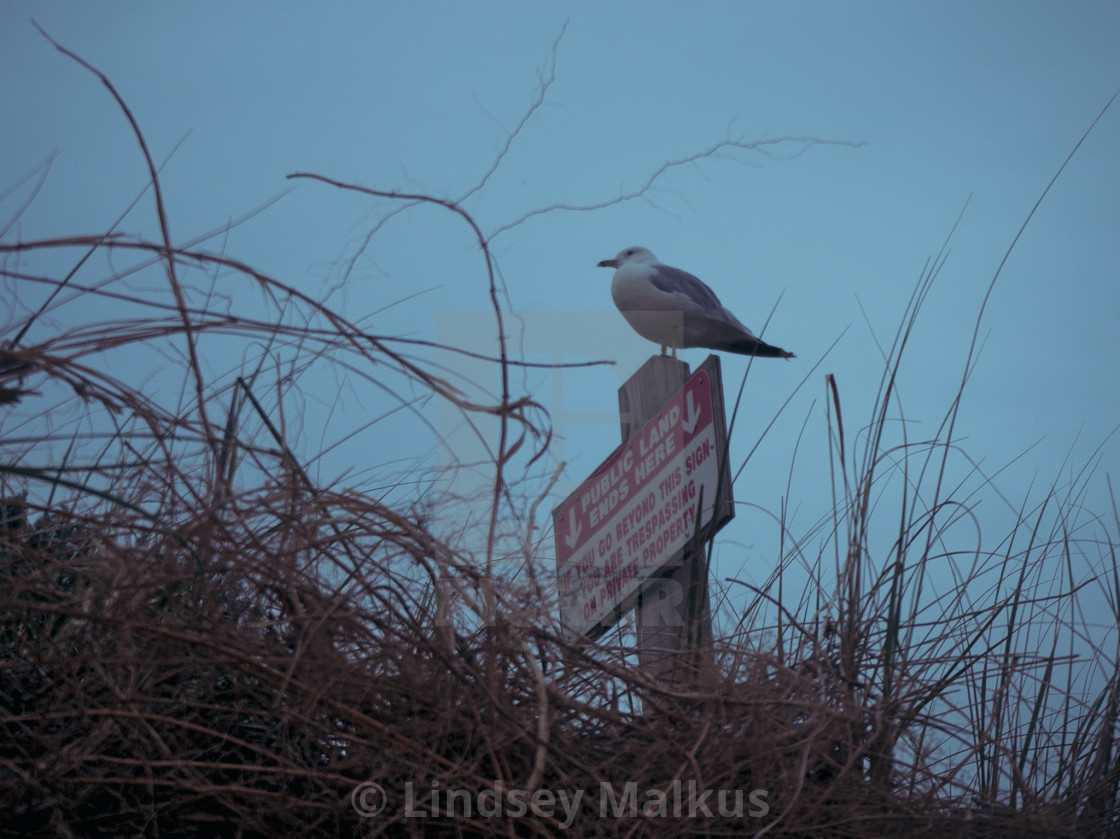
[732, 341, 795, 359]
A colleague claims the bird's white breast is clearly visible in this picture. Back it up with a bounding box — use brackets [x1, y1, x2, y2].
[610, 263, 678, 312]
[611, 264, 686, 347]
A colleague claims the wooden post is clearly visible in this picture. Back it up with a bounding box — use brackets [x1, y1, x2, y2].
[618, 356, 718, 687]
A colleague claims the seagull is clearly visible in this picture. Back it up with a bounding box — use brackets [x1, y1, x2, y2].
[597, 246, 794, 359]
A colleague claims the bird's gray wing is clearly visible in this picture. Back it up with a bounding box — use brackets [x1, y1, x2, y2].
[647, 264, 725, 313]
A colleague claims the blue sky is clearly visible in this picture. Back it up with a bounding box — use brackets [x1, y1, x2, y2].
[3, 3, 1119, 632]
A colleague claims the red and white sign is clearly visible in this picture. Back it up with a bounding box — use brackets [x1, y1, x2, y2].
[553, 366, 728, 636]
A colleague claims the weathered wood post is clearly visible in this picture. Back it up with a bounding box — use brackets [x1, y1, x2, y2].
[618, 355, 729, 686]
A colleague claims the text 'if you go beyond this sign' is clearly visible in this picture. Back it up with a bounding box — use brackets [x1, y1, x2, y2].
[553, 358, 733, 637]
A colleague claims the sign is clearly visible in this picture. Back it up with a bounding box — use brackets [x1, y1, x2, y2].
[553, 362, 732, 636]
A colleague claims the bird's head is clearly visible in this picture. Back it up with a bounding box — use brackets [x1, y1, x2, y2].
[597, 246, 657, 269]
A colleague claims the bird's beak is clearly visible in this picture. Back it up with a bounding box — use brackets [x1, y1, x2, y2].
[597, 258, 619, 268]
